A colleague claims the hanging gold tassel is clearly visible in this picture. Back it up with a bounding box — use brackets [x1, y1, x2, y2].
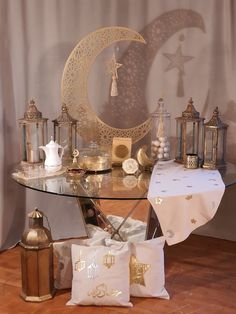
[106, 53, 122, 97]
[111, 75, 118, 97]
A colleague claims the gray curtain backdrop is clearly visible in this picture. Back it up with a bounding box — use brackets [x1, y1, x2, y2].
[1, 0, 236, 250]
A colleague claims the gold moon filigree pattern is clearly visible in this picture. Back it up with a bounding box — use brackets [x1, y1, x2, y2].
[61, 26, 151, 145]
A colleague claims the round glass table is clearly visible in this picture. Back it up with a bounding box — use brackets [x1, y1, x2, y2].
[12, 162, 236, 241]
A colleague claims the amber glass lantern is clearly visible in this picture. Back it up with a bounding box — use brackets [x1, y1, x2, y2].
[52, 104, 77, 161]
[203, 107, 228, 169]
[20, 207, 54, 302]
[175, 98, 204, 164]
[18, 100, 48, 163]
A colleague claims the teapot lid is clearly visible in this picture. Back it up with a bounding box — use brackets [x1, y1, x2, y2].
[46, 136, 62, 148]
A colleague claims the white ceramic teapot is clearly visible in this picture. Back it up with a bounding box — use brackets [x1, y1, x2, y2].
[39, 137, 64, 172]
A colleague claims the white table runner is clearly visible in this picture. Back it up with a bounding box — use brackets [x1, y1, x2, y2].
[147, 161, 225, 245]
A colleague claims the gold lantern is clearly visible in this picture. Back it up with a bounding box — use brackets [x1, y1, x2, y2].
[175, 98, 204, 164]
[20, 207, 54, 302]
[52, 103, 77, 161]
[18, 100, 48, 163]
[203, 107, 228, 169]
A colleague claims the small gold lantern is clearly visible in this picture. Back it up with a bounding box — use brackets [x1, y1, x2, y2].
[52, 103, 77, 161]
[18, 100, 48, 163]
[203, 107, 228, 169]
[20, 207, 54, 302]
[175, 98, 204, 164]
[103, 251, 115, 269]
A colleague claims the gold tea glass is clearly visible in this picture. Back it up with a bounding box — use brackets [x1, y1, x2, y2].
[184, 154, 199, 169]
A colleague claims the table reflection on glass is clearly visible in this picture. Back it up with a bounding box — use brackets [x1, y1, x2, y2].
[12, 162, 236, 241]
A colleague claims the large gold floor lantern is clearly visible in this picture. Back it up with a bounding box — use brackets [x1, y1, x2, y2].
[175, 98, 204, 164]
[203, 107, 228, 169]
[20, 207, 54, 302]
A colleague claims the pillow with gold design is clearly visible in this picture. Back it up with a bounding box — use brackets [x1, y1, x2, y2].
[53, 225, 110, 289]
[106, 237, 169, 299]
[67, 242, 132, 307]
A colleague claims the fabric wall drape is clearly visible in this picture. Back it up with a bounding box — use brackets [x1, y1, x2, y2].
[1, 0, 236, 250]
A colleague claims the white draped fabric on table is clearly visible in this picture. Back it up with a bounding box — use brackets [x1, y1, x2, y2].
[147, 161, 225, 245]
[1, 0, 236, 250]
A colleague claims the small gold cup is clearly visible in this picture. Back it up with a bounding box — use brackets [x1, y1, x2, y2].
[184, 154, 199, 169]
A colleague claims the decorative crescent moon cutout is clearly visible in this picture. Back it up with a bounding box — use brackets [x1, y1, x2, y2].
[61, 26, 151, 145]
[61, 11, 205, 146]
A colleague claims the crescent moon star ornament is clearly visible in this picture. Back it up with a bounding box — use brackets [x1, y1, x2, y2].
[61, 26, 152, 146]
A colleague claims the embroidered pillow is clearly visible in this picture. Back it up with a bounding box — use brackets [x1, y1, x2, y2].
[67, 242, 132, 307]
[53, 224, 110, 289]
[106, 236, 169, 299]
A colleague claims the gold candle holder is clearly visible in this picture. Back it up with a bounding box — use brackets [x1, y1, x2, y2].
[184, 154, 199, 169]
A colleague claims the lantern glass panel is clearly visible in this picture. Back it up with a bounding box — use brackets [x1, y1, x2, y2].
[176, 122, 182, 160]
[217, 129, 224, 163]
[54, 125, 73, 158]
[20, 121, 47, 163]
[204, 129, 214, 163]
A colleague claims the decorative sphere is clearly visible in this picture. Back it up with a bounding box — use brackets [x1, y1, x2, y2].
[159, 137, 167, 142]
[152, 140, 160, 147]
[158, 147, 164, 153]
[160, 142, 166, 148]
[164, 153, 170, 159]
[164, 146, 170, 152]
[152, 146, 158, 152]
[157, 153, 164, 159]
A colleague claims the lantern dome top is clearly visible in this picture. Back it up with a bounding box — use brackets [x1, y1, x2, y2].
[205, 107, 228, 129]
[182, 97, 200, 119]
[24, 99, 42, 120]
[52, 103, 77, 125]
[28, 207, 44, 219]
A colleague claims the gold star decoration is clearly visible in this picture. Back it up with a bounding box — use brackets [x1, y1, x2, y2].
[130, 255, 150, 286]
[163, 45, 194, 75]
[106, 53, 122, 79]
[191, 218, 197, 224]
[155, 197, 163, 205]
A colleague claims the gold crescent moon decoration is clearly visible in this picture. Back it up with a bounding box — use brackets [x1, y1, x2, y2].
[61, 26, 151, 146]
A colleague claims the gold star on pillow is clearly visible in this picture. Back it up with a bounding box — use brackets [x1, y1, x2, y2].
[130, 255, 150, 286]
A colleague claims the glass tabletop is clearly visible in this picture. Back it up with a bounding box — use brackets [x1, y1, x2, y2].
[12, 162, 236, 200]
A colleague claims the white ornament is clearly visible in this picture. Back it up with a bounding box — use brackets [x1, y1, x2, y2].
[164, 146, 170, 152]
[159, 137, 167, 142]
[122, 158, 139, 174]
[160, 142, 166, 148]
[152, 140, 160, 147]
[158, 147, 164, 153]
[157, 153, 163, 159]
[164, 153, 170, 159]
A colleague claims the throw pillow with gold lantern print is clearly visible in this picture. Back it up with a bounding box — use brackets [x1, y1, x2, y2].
[67, 242, 132, 307]
[53, 224, 111, 289]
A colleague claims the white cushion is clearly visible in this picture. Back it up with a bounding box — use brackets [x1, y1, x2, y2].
[106, 236, 169, 299]
[53, 224, 110, 289]
[67, 242, 132, 307]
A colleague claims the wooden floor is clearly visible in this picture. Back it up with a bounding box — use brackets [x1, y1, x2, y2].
[0, 234, 235, 314]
